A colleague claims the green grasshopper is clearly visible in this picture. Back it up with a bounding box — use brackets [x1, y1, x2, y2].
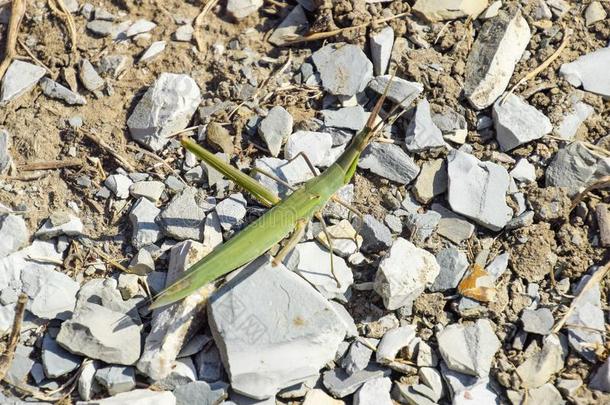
[150, 85, 394, 309]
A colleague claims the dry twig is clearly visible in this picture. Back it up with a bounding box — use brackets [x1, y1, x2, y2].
[18, 159, 82, 171]
[47, 0, 77, 52]
[80, 129, 136, 172]
[194, 0, 220, 52]
[570, 175, 610, 211]
[0, 293, 28, 381]
[0, 0, 26, 81]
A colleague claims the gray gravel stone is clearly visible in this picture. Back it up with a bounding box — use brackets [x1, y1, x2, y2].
[545, 141, 610, 197]
[430, 248, 469, 292]
[57, 302, 142, 365]
[322, 106, 368, 131]
[590, 357, 610, 392]
[0, 129, 10, 174]
[437, 319, 500, 377]
[376, 326, 416, 365]
[516, 334, 566, 388]
[357, 214, 393, 253]
[5, 345, 34, 385]
[405, 99, 445, 152]
[40, 78, 86, 105]
[127, 73, 202, 151]
[322, 366, 390, 398]
[374, 238, 439, 310]
[159, 187, 215, 240]
[0, 214, 28, 258]
[521, 308, 554, 335]
[174, 381, 228, 405]
[354, 377, 392, 405]
[312, 43, 373, 97]
[268, 4, 309, 47]
[367, 75, 423, 108]
[105, 174, 133, 199]
[370, 27, 394, 76]
[492, 93, 552, 151]
[215, 193, 247, 231]
[139, 41, 167, 63]
[413, 0, 489, 21]
[258, 106, 293, 157]
[358, 143, 420, 184]
[95, 366, 136, 395]
[285, 131, 333, 167]
[21, 262, 80, 320]
[80, 59, 104, 92]
[208, 256, 346, 399]
[585, 2, 607, 25]
[342, 340, 375, 375]
[129, 197, 162, 248]
[463, 9, 531, 109]
[560, 47, 610, 97]
[226, 0, 263, 20]
[42, 334, 82, 378]
[173, 24, 194, 42]
[413, 158, 447, 203]
[510, 158, 536, 183]
[447, 150, 512, 231]
[566, 275, 605, 362]
[558, 101, 594, 140]
[98, 54, 130, 77]
[129, 180, 165, 202]
[35, 212, 83, 239]
[0, 60, 46, 103]
[126, 19, 157, 37]
[76, 389, 176, 404]
[404, 210, 441, 242]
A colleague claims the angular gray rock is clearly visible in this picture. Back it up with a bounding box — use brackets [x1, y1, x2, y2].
[560, 47, 610, 97]
[0, 60, 46, 103]
[0, 129, 11, 175]
[447, 150, 512, 231]
[35, 211, 83, 239]
[405, 99, 445, 152]
[437, 319, 500, 377]
[57, 302, 142, 365]
[42, 334, 82, 378]
[342, 339, 374, 375]
[5, 345, 34, 385]
[268, 4, 309, 47]
[174, 381, 228, 405]
[173, 24, 194, 42]
[413, 0, 489, 21]
[566, 275, 605, 362]
[590, 357, 610, 392]
[285, 131, 333, 167]
[80, 59, 105, 92]
[258, 106, 293, 157]
[322, 366, 390, 398]
[137, 240, 215, 381]
[585, 2, 607, 25]
[521, 308, 554, 335]
[430, 248, 469, 292]
[95, 366, 136, 395]
[357, 214, 393, 253]
[129, 180, 165, 202]
[215, 193, 247, 231]
[510, 158, 536, 183]
[368, 75, 423, 108]
[558, 101, 594, 140]
[226, 0, 263, 20]
[208, 256, 346, 399]
[370, 27, 394, 76]
[374, 238, 440, 310]
[492, 93, 552, 151]
[127, 73, 202, 151]
[289, 241, 353, 300]
[21, 264, 80, 320]
[129, 197, 162, 248]
[354, 377, 392, 405]
[404, 210, 441, 242]
[159, 187, 215, 240]
[516, 334, 566, 388]
[463, 9, 531, 109]
[413, 159, 448, 204]
[76, 389, 176, 404]
[40, 78, 87, 105]
[358, 143, 420, 184]
[139, 41, 167, 63]
[104, 173, 133, 199]
[546, 141, 610, 197]
[376, 325, 416, 365]
[322, 106, 368, 131]
[312, 43, 373, 97]
[126, 19, 157, 37]
[0, 214, 28, 258]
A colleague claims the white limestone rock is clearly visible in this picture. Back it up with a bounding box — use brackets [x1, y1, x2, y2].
[560, 47, 610, 97]
[446, 150, 512, 231]
[0, 60, 46, 103]
[208, 255, 346, 399]
[312, 43, 373, 97]
[374, 238, 440, 310]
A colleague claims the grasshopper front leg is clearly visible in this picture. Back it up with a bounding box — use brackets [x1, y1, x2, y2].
[272, 218, 308, 267]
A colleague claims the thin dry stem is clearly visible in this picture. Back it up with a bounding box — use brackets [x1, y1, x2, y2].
[18, 159, 82, 171]
[80, 129, 136, 172]
[570, 176, 610, 211]
[47, 0, 78, 52]
[194, 0, 220, 52]
[0, 0, 26, 81]
[0, 293, 28, 381]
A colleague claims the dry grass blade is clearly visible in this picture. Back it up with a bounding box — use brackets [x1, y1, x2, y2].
[552, 259, 610, 334]
[194, 0, 220, 52]
[80, 129, 136, 172]
[0, 293, 28, 381]
[47, 0, 78, 52]
[501, 26, 570, 104]
[569, 175, 610, 212]
[0, 0, 26, 81]
[282, 11, 410, 45]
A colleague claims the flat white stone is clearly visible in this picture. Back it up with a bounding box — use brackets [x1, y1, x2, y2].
[312, 43, 373, 97]
[1, 60, 46, 103]
[285, 131, 333, 167]
[446, 150, 512, 231]
[374, 238, 439, 310]
[560, 47, 610, 97]
[413, 0, 489, 22]
[370, 27, 394, 75]
[208, 256, 346, 399]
